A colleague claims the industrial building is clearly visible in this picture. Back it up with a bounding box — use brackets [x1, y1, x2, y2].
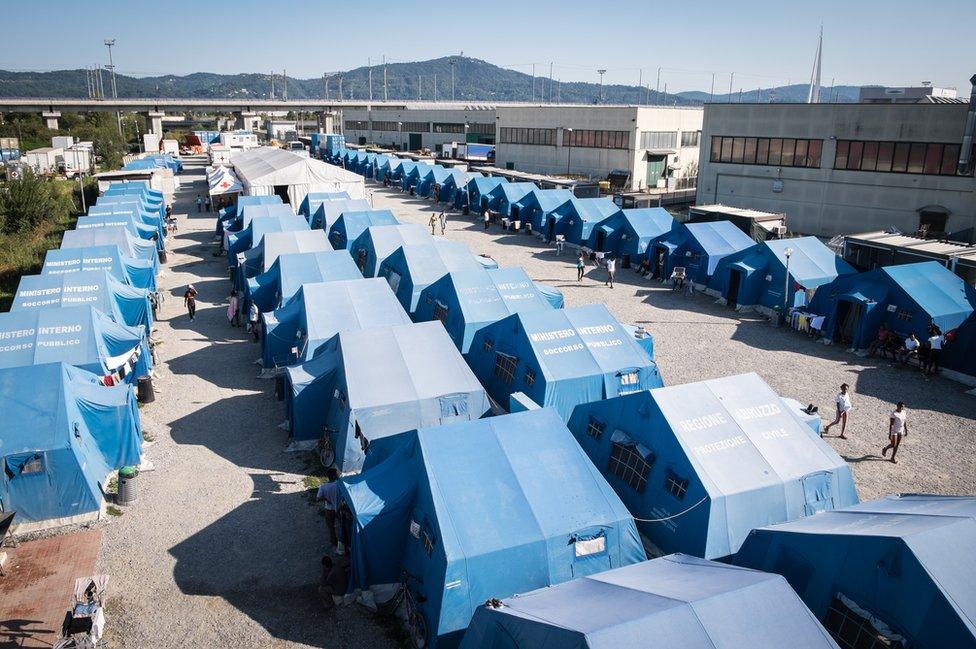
[340, 103, 703, 192]
[696, 92, 976, 241]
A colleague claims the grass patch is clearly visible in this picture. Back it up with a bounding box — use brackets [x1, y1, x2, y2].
[106, 505, 124, 517]
[302, 474, 329, 491]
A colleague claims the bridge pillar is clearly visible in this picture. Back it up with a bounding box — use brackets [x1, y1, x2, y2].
[146, 111, 165, 136]
[42, 111, 61, 130]
[317, 111, 336, 134]
[235, 111, 260, 131]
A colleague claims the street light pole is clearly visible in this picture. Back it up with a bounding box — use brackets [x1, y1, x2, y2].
[104, 39, 121, 135]
[565, 127, 574, 175]
[597, 69, 607, 103]
[783, 247, 794, 314]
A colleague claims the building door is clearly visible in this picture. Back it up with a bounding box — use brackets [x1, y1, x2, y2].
[727, 269, 742, 309]
[918, 208, 949, 238]
[408, 133, 422, 150]
[653, 245, 668, 279]
[645, 155, 666, 188]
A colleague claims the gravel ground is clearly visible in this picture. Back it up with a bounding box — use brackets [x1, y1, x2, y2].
[371, 186, 976, 501]
[94, 163, 974, 649]
[97, 160, 395, 649]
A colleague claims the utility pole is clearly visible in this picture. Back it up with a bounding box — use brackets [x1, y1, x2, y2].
[383, 56, 388, 101]
[556, 79, 560, 103]
[597, 69, 607, 104]
[368, 58, 373, 102]
[283, 69, 288, 100]
[637, 69, 643, 105]
[418, 75, 422, 100]
[97, 67, 105, 99]
[104, 39, 121, 135]
[450, 57, 456, 101]
[709, 73, 715, 102]
[324, 73, 329, 99]
[270, 72, 275, 99]
[728, 72, 734, 102]
[434, 74, 437, 102]
[531, 63, 535, 102]
[655, 67, 661, 99]
[549, 62, 554, 103]
[337, 74, 343, 100]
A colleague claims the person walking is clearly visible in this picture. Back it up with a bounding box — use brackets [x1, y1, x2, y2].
[483, 209, 490, 231]
[249, 301, 260, 342]
[823, 383, 852, 439]
[183, 284, 198, 321]
[428, 212, 438, 235]
[439, 211, 447, 235]
[925, 331, 943, 375]
[205, 196, 212, 212]
[577, 251, 586, 282]
[227, 290, 241, 327]
[605, 256, 616, 288]
[195, 195, 203, 213]
[882, 402, 908, 463]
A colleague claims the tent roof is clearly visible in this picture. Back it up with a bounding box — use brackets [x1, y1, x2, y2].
[614, 207, 676, 239]
[276, 251, 364, 303]
[340, 322, 483, 410]
[11, 269, 144, 320]
[646, 372, 850, 497]
[494, 182, 538, 203]
[259, 230, 330, 272]
[60, 225, 155, 259]
[763, 237, 857, 288]
[514, 188, 575, 212]
[469, 176, 508, 193]
[882, 261, 976, 319]
[42, 244, 137, 279]
[335, 209, 399, 234]
[245, 215, 310, 249]
[233, 146, 362, 187]
[317, 199, 372, 230]
[387, 239, 483, 285]
[442, 267, 553, 322]
[683, 221, 756, 255]
[472, 553, 836, 646]
[560, 197, 622, 223]
[239, 203, 298, 230]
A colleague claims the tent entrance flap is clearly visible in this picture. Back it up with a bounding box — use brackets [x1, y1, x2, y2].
[833, 299, 862, 345]
[801, 471, 835, 515]
[274, 185, 290, 204]
[727, 268, 743, 309]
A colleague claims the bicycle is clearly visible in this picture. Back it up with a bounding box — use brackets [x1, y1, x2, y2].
[317, 432, 337, 469]
[379, 570, 428, 649]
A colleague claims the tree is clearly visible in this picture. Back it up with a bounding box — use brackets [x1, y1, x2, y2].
[0, 169, 77, 234]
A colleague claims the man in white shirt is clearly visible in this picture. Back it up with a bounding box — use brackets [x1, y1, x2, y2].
[823, 383, 852, 439]
[882, 402, 909, 463]
[898, 333, 920, 365]
[925, 333, 943, 375]
[605, 256, 616, 288]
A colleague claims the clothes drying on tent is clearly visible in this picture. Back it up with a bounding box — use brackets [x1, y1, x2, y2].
[299, 191, 351, 223]
[415, 268, 555, 353]
[339, 407, 645, 649]
[546, 198, 622, 246]
[514, 189, 576, 233]
[646, 220, 756, 287]
[233, 229, 330, 292]
[75, 214, 163, 251]
[246, 250, 363, 313]
[807, 261, 976, 350]
[231, 146, 366, 207]
[350, 223, 432, 278]
[12, 270, 154, 335]
[284, 321, 489, 469]
[710, 236, 857, 312]
[261, 278, 411, 370]
[42, 245, 156, 292]
[226, 215, 310, 269]
[466, 176, 508, 213]
[587, 207, 675, 259]
[327, 209, 400, 252]
[61, 226, 160, 274]
[489, 182, 538, 217]
[215, 195, 283, 236]
[567, 372, 858, 560]
[0, 362, 142, 531]
[314, 198, 372, 231]
[735, 494, 976, 649]
[0, 306, 151, 381]
[378, 240, 484, 316]
[467, 304, 663, 421]
[461, 553, 839, 649]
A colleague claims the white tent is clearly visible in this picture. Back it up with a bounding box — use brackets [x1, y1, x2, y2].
[231, 147, 365, 209]
[207, 166, 243, 196]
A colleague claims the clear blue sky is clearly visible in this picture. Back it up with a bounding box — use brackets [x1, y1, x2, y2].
[2, 0, 973, 93]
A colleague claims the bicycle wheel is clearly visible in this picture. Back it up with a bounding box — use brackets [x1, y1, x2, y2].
[319, 443, 335, 470]
[408, 610, 429, 649]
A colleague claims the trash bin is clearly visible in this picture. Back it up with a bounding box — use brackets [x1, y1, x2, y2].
[158, 249, 168, 264]
[117, 466, 139, 506]
[137, 376, 155, 404]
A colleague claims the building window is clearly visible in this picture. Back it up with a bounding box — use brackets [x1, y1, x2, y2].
[823, 595, 906, 649]
[468, 122, 495, 135]
[433, 301, 449, 323]
[710, 136, 823, 169]
[433, 122, 466, 134]
[640, 131, 677, 150]
[586, 416, 606, 440]
[665, 470, 689, 500]
[524, 368, 536, 387]
[344, 120, 368, 130]
[680, 131, 701, 147]
[371, 121, 399, 131]
[493, 352, 518, 385]
[833, 140, 963, 176]
[483, 338, 493, 352]
[608, 432, 653, 493]
[499, 127, 556, 146]
[568, 129, 630, 149]
[897, 309, 914, 321]
[400, 122, 430, 133]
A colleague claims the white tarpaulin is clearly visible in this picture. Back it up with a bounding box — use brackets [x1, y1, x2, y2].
[208, 166, 243, 196]
[232, 147, 365, 208]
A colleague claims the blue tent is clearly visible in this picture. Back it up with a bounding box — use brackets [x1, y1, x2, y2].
[299, 191, 350, 223]
[807, 261, 976, 349]
[467, 176, 508, 213]
[261, 278, 411, 369]
[0, 306, 151, 381]
[646, 221, 756, 286]
[415, 165, 448, 198]
[339, 407, 645, 648]
[61, 225, 160, 274]
[415, 267, 555, 353]
[103, 182, 164, 206]
[547, 198, 623, 246]
[89, 199, 165, 240]
[328, 209, 400, 251]
[490, 182, 537, 217]
[438, 170, 470, 205]
[124, 153, 181, 173]
[216, 195, 283, 236]
[567, 372, 858, 560]
[234, 229, 330, 292]
[588, 207, 675, 259]
[314, 198, 372, 231]
[75, 214, 162, 250]
[227, 215, 309, 269]
[513, 189, 576, 232]
[710, 237, 858, 312]
[535, 281, 564, 308]
[284, 321, 489, 468]
[461, 553, 839, 649]
[467, 304, 663, 421]
[246, 250, 363, 313]
[42, 245, 156, 292]
[373, 155, 396, 182]
[944, 311, 976, 379]
[0, 363, 142, 530]
[735, 494, 976, 649]
[12, 270, 154, 335]
[378, 240, 484, 316]
[350, 223, 432, 277]
[234, 203, 300, 233]
[402, 162, 434, 192]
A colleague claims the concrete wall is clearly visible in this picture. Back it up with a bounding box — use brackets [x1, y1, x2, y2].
[341, 104, 497, 151]
[697, 103, 976, 240]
